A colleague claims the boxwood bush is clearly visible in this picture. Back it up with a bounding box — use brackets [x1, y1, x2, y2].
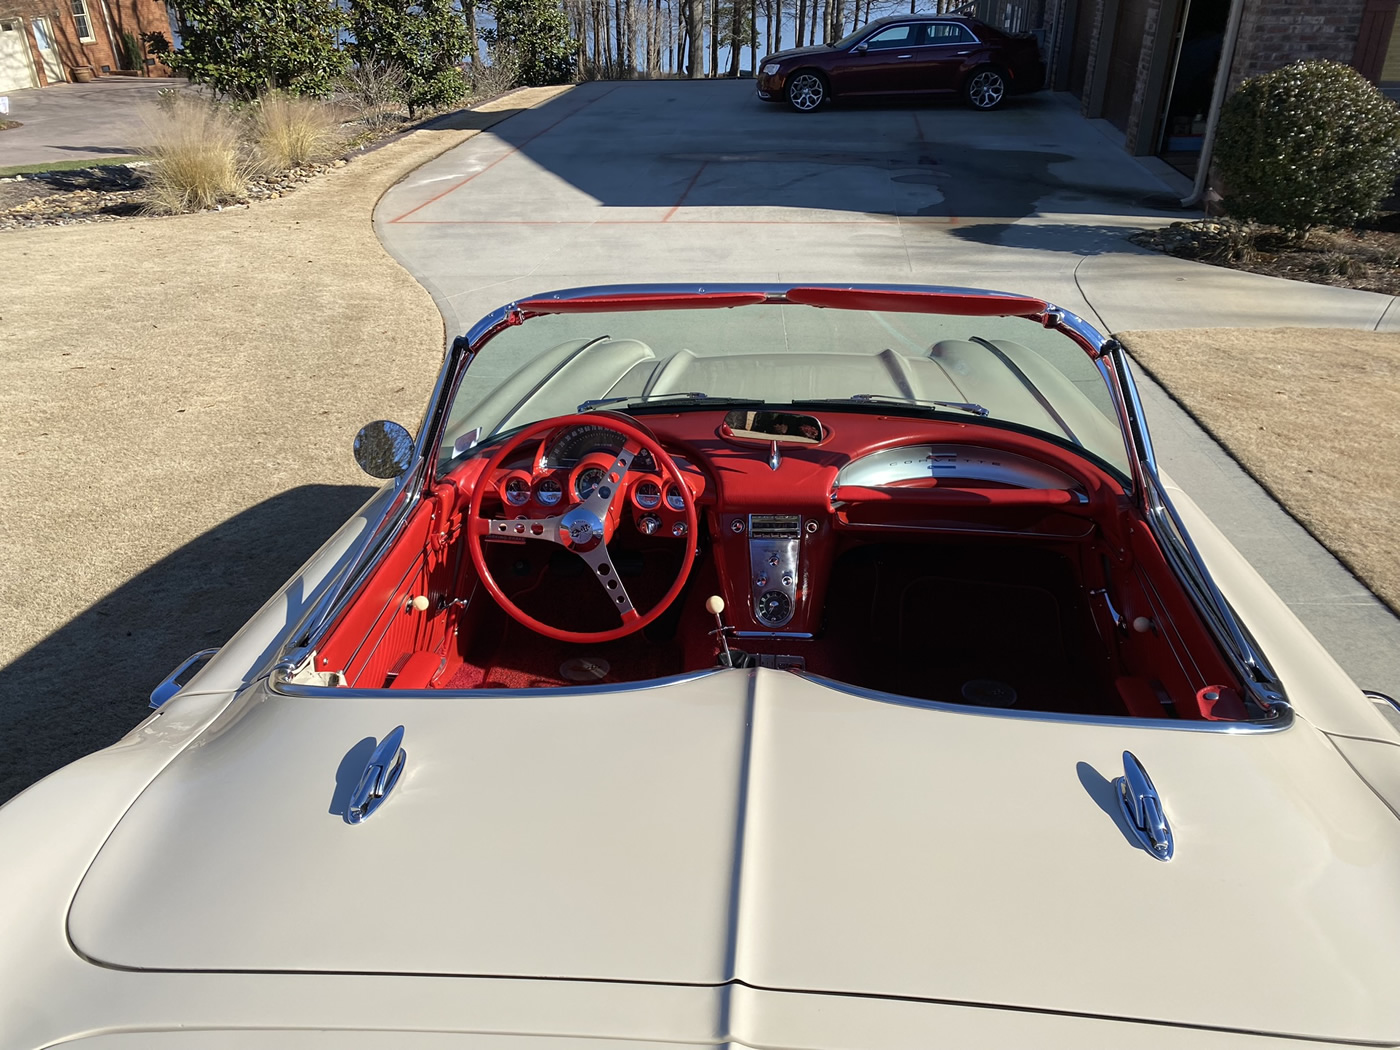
[1215, 60, 1400, 230]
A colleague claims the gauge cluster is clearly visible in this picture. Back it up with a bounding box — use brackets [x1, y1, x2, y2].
[488, 422, 704, 538]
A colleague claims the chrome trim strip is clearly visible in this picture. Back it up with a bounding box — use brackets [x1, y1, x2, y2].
[791, 671, 1293, 732]
[149, 648, 220, 709]
[1365, 689, 1400, 712]
[1108, 340, 1159, 476]
[270, 666, 727, 699]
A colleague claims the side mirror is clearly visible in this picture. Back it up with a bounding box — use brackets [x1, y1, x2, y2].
[853, 42, 868, 53]
[354, 420, 414, 479]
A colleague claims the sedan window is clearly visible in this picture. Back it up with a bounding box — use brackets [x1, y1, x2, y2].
[863, 24, 918, 49]
[922, 22, 975, 44]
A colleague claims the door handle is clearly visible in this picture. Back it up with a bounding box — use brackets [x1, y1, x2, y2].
[345, 726, 406, 824]
[896, 53, 913, 59]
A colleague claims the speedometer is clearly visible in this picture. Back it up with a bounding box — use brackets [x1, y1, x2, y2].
[543, 424, 656, 470]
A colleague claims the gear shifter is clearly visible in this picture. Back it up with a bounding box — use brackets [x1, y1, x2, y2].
[706, 595, 734, 664]
[706, 597, 760, 669]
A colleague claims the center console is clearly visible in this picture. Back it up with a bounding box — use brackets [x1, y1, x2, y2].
[743, 513, 819, 633]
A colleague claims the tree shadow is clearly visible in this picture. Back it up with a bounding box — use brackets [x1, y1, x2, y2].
[402, 81, 1191, 223]
[0, 484, 375, 805]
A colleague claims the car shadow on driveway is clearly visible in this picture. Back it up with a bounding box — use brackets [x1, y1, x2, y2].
[950, 221, 1162, 255]
[0, 484, 375, 806]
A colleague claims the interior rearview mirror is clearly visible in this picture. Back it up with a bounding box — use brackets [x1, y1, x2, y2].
[720, 409, 826, 446]
[354, 420, 414, 479]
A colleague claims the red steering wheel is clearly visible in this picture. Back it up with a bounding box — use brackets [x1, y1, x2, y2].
[467, 413, 699, 644]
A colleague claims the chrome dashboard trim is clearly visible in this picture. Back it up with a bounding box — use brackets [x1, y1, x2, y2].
[792, 671, 1294, 732]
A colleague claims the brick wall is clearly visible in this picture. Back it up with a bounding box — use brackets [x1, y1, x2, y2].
[1076, 0, 1105, 113]
[1230, 0, 1367, 89]
[1122, 0, 1165, 150]
[0, 0, 172, 83]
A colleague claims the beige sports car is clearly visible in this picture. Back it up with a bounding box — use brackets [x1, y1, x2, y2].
[4, 284, 1400, 1049]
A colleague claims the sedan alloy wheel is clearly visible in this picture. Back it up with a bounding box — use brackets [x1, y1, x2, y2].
[787, 72, 826, 112]
[966, 68, 1006, 110]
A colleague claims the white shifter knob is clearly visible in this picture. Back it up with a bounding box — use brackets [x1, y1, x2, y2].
[705, 595, 726, 616]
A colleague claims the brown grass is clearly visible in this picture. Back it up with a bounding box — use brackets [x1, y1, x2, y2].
[1119, 327, 1400, 613]
[142, 95, 250, 213]
[0, 86, 570, 804]
[251, 91, 346, 170]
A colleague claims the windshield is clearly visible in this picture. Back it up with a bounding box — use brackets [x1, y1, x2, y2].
[436, 298, 1129, 479]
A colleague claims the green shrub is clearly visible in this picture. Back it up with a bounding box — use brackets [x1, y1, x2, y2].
[348, 0, 472, 117]
[166, 0, 347, 99]
[120, 29, 143, 71]
[482, 0, 577, 87]
[1215, 60, 1400, 230]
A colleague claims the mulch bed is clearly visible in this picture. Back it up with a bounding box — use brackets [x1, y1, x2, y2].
[1132, 214, 1400, 296]
[0, 160, 346, 230]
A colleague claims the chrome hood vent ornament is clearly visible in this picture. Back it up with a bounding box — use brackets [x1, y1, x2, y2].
[1115, 750, 1174, 861]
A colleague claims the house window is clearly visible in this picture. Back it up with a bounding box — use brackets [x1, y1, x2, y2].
[70, 0, 95, 42]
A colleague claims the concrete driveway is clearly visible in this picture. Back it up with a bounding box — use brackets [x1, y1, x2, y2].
[376, 79, 1400, 697]
[0, 77, 170, 167]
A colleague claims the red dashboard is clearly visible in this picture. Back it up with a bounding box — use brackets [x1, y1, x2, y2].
[457, 409, 1127, 637]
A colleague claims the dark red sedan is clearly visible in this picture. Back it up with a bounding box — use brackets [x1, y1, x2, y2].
[756, 15, 1045, 112]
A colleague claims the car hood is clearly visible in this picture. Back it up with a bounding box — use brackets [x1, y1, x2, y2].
[70, 670, 1400, 1043]
[765, 45, 836, 63]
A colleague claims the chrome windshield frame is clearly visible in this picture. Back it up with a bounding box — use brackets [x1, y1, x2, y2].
[268, 283, 1289, 727]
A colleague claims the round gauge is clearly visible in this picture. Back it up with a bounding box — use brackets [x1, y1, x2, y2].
[576, 466, 607, 501]
[756, 590, 792, 625]
[634, 479, 662, 510]
[664, 483, 686, 511]
[535, 477, 562, 506]
[502, 475, 531, 506]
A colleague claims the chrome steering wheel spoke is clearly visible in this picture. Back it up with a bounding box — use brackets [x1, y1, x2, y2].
[573, 539, 638, 620]
[475, 515, 566, 543]
[578, 443, 637, 520]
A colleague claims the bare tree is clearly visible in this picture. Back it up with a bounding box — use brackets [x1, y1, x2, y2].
[686, 0, 702, 75]
[709, 0, 718, 75]
[749, 0, 756, 72]
[727, 0, 741, 75]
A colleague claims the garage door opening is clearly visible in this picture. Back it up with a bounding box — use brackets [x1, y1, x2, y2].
[1155, 0, 1228, 178]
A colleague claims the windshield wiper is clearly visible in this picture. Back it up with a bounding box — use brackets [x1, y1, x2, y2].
[578, 392, 764, 412]
[796, 394, 990, 417]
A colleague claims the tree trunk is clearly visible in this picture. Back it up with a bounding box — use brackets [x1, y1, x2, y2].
[686, 0, 702, 75]
[728, 0, 741, 75]
[750, 0, 761, 71]
[709, 0, 719, 76]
